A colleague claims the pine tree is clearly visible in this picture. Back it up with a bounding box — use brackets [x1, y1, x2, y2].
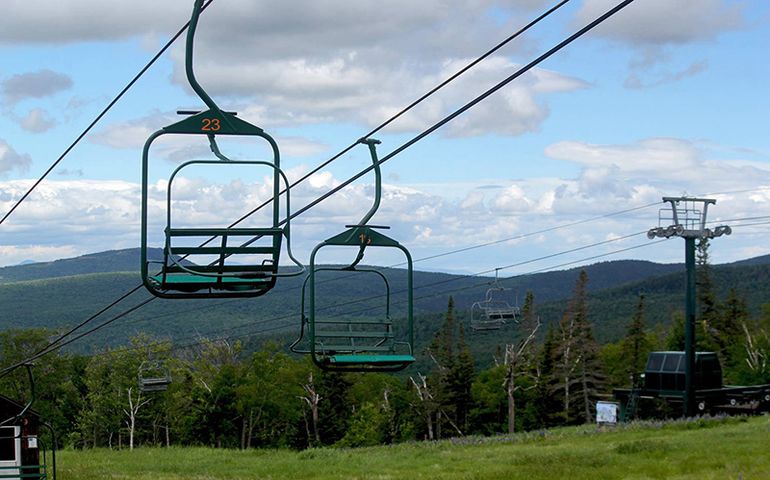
[553, 270, 604, 424]
[622, 294, 651, 386]
[665, 312, 685, 350]
[425, 296, 475, 437]
[714, 288, 749, 370]
[316, 370, 352, 445]
[696, 238, 720, 349]
[520, 291, 536, 330]
[451, 324, 475, 432]
[536, 323, 560, 427]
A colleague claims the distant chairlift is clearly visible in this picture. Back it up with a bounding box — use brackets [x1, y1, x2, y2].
[138, 361, 171, 393]
[471, 269, 519, 331]
[290, 139, 415, 372]
[140, 0, 304, 299]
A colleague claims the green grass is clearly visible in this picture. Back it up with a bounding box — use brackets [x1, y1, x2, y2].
[59, 415, 770, 479]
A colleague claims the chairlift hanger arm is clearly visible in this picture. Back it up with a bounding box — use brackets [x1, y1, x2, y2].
[186, 0, 222, 116]
[338, 139, 383, 271]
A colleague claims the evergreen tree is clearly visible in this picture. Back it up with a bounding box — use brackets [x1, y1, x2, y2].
[425, 296, 475, 437]
[520, 291, 536, 330]
[553, 270, 604, 424]
[622, 294, 651, 386]
[696, 238, 720, 352]
[535, 323, 560, 427]
[714, 288, 748, 364]
[450, 324, 475, 432]
[665, 312, 686, 351]
[316, 370, 352, 445]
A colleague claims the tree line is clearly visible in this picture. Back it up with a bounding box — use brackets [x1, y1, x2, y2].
[2, 256, 769, 451]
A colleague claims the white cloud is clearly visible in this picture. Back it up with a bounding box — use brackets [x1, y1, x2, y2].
[492, 184, 534, 213]
[3, 136, 769, 269]
[278, 137, 329, 157]
[545, 138, 701, 177]
[573, 1, 747, 90]
[1, 69, 73, 105]
[90, 122, 160, 150]
[165, 1, 584, 135]
[540, 139, 770, 227]
[574, 0, 745, 46]
[0, 140, 32, 175]
[0, 245, 80, 268]
[176, 52, 587, 135]
[624, 60, 708, 90]
[2, 1, 590, 137]
[20, 108, 58, 133]
[0, 1, 186, 44]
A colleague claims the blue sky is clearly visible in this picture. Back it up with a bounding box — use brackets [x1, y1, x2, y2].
[1, 0, 769, 277]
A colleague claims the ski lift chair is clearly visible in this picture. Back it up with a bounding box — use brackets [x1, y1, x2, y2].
[140, 0, 303, 299]
[470, 270, 518, 331]
[138, 361, 172, 393]
[290, 139, 415, 372]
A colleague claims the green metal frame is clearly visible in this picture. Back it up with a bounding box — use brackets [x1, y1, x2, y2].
[140, 0, 303, 298]
[0, 431, 54, 480]
[291, 139, 415, 372]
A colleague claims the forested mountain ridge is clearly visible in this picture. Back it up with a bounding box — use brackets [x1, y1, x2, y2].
[1, 247, 682, 290]
[1, 248, 769, 355]
[0, 248, 172, 284]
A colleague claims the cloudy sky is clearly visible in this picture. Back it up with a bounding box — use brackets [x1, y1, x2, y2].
[1, 0, 768, 277]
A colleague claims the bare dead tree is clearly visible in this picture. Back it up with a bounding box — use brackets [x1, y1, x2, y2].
[743, 323, 768, 374]
[557, 310, 581, 421]
[409, 373, 435, 440]
[123, 387, 151, 451]
[420, 355, 466, 438]
[503, 317, 541, 433]
[299, 372, 321, 446]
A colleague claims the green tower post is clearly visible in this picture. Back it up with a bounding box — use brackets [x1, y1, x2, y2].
[648, 196, 731, 417]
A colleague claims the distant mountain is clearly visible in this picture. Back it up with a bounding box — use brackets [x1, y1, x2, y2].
[0, 247, 682, 295]
[0, 248, 168, 284]
[1, 248, 769, 360]
[0, 249, 140, 283]
[725, 254, 770, 267]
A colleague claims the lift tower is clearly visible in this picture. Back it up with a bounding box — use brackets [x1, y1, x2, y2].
[647, 196, 731, 416]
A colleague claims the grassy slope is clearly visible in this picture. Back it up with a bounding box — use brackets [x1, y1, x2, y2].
[59, 416, 770, 479]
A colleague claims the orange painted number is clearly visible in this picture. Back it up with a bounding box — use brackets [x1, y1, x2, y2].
[201, 118, 221, 131]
